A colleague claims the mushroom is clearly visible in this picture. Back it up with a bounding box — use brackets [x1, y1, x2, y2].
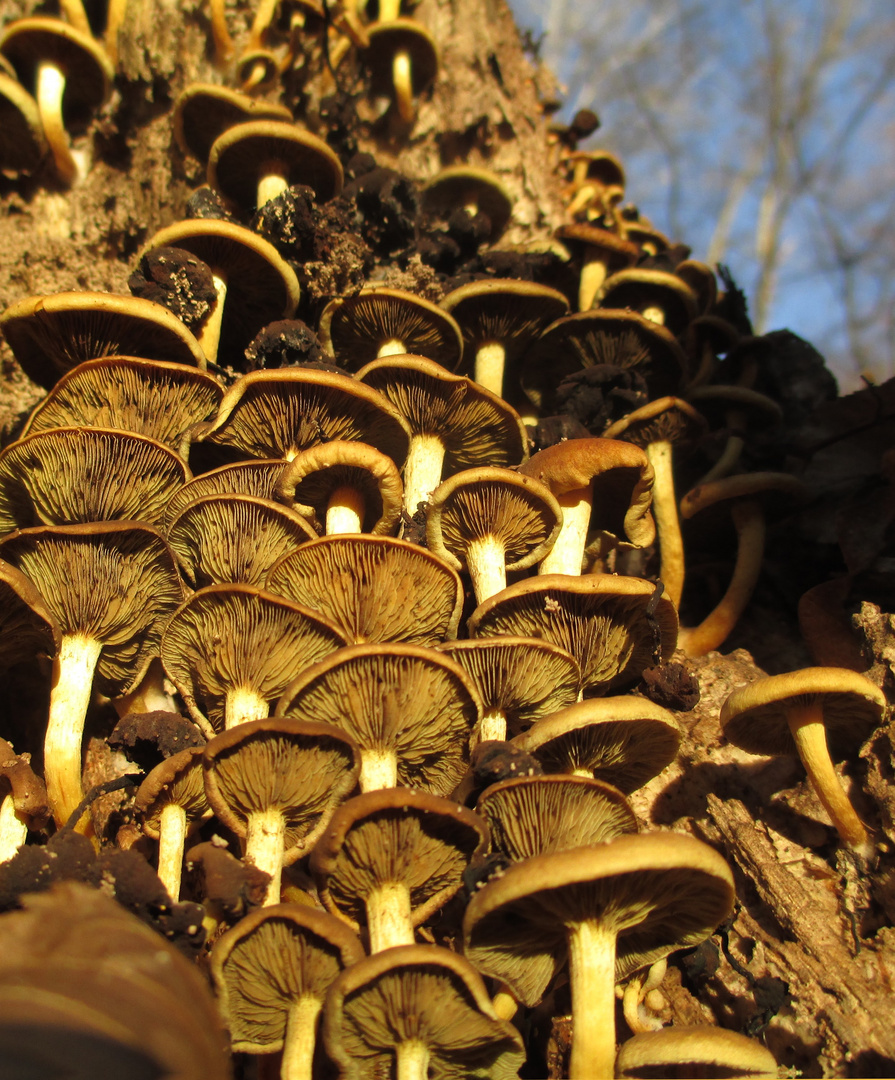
[0, 69, 47, 174]
[720, 667, 887, 858]
[173, 82, 292, 164]
[555, 223, 639, 311]
[615, 1025, 778, 1078]
[365, 18, 438, 124]
[597, 268, 699, 335]
[422, 166, 515, 244]
[0, 738, 50, 862]
[463, 833, 735, 1080]
[164, 459, 289, 528]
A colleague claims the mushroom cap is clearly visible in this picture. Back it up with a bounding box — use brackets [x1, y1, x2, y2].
[142, 220, 301, 367]
[160, 582, 348, 736]
[422, 165, 514, 240]
[134, 746, 210, 839]
[0, 70, 47, 173]
[319, 289, 464, 373]
[366, 19, 439, 104]
[565, 149, 626, 189]
[602, 395, 708, 449]
[555, 223, 639, 267]
[164, 459, 288, 528]
[0, 17, 113, 123]
[0, 426, 191, 533]
[426, 466, 563, 575]
[277, 440, 404, 536]
[469, 574, 679, 694]
[208, 119, 344, 211]
[674, 259, 719, 315]
[310, 787, 489, 932]
[166, 493, 316, 587]
[0, 292, 207, 390]
[21, 356, 223, 451]
[463, 832, 735, 1007]
[598, 268, 699, 336]
[518, 437, 657, 550]
[680, 471, 805, 522]
[173, 82, 292, 163]
[477, 773, 638, 860]
[615, 1025, 779, 1078]
[437, 636, 581, 736]
[211, 902, 365, 1054]
[278, 641, 481, 795]
[203, 717, 361, 861]
[720, 667, 887, 760]
[511, 696, 682, 793]
[267, 534, 464, 644]
[199, 368, 411, 464]
[357, 354, 529, 473]
[323, 944, 525, 1079]
[0, 521, 183, 697]
[0, 557, 61, 668]
[520, 309, 688, 412]
[686, 384, 783, 428]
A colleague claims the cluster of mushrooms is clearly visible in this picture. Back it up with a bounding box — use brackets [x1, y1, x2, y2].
[0, 1, 892, 1078]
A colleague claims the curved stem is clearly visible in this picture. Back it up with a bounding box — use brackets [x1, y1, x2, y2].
[326, 485, 365, 534]
[59, 0, 92, 34]
[567, 918, 618, 1080]
[245, 806, 286, 905]
[281, 995, 324, 1080]
[208, 0, 235, 64]
[538, 485, 592, 575]
[248, 0, 280, 49]
[698, 433, 745, 486]
[37, 62, 77, 184]
[474, 341, 507, 396]
[466, 534, 507, 605]
[156, 801, 188, 899]
[366, 879, 415, 952]
[646, 440, 684, 609]
[197, 271, 228, 365]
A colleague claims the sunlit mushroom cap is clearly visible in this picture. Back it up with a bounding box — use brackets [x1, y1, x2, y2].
[173, 82, 293, 163]
[267, 534, 464, 644]
[463, 832, 735, 1007]
[511, 696, 682, 793]
[615, 1025, 779, 1078]
[0, 292, 206, 389]
[720, 667, 887, 760]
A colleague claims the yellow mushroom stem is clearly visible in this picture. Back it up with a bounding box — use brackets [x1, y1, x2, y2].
[225, 685, 271, 730]
[0, 794, 27, 863]
[392, 49, 416, 122]
[786, 700, 872, 856]
[208, 0, 235, 63]
[378, 337, 408, 357]
[577, 252, 609, 311]
[359, 746, 399, 792]
[248, 0, 280, 49]
[59, 0, 92, 35]
[326, 484, 366, 534]
[113, 657, 177, 716]
[402, 433, 446, 521]
[641, 305, 666, 326]
[366, 879, 415, 952]
[156, 801, 188, 900]
[197, 270, 228, 365]
[566, 918, 619, 1080]
[281, 995, 324, 1080]
[538, 484, 592, 576]
[36, 61, 78, 184]
[474, 341, 506, 397]
[477, 706, 508, 744]
[678, 499, 764, 658]
[244, 806, 286, 905]
[646, 440, 685, 610]
[491, 985, 519, 1021]
[465, 534, 507, 605]
[395, 1040, 430, 1080]
[104, 0, 128, 64]
[622, 957, 667, 1034]
[257, 159, 291, 209]
[378, 0, 402, 20]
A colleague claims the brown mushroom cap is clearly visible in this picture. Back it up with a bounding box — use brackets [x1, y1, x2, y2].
[511, 696, 682, 793]
[277, 641, 481, 794]
[267, 534, 464, 645]
[173, 82, 293, 163]
[164, 459, 288, 528]
[319, 289, 464, 373]
[615, 1025, 779, 1079]
[0, 292, 206, 390]
[0, 70, 47, 173]
[422, 165, 514, 241]
[598, 268, 699, 336]
[469, 574, 678, 694]
[0, 557, 61, 669]
[365, 19, 439, 122]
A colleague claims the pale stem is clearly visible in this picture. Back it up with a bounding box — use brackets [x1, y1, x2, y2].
[641, 305, 666, 326]
[478, 705, 507, 744]
[156, 801, 188, 900]
[112, 657, 176, 717]
[59, 0, 92, 33]
[325, 484, 365, 534]
[281, 995, 324, 1080]
[393, 50, 415, 122]
[787, 700, 871, 855]
[491, 986, 519, 1021]
[245, 806, 287, 905]
[474, 341, 507, 396]
[46, 634, 104, 828]
[366, 879, 415, 952]
[402, 433, 447, 519]
[538, 484, 592, 575]
[196, 271, 228, 365]
[678, 499, 764, 657]
[37, 62, 77, 184]
[208, 0, 236, 63]
[225, 685, 272, 730]
[378, 338, 407, 357]
[257, 160, 290, 209]
[248, 0, 280, 48]
[359, 746, 399, 792]
[104, 0, 128, 64]
[0, 795, 27, 863]
[378, 0, 401, 18]
[698, 433, 745, 486]
[395, 1040, 430, 1080]
[465, 534, 507, 605]
[570, 766, 593, 778]
[566, 919, 618, 1080]
[646, 439, 684, 609]
[578, 255, 608, 311]
[566, 182, 599, 218]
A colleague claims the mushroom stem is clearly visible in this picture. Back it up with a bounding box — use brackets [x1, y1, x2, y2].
[474, 341, 507, 397]
[538, 484, 592, 576]
[402, 433, 447, 519]
[208, 0, 236, 63]
[248, 0, 279, 49]
[46, 633, 104, 828]
[257, 160, 290, 209]
[578, 254, 608, 311]
[787, 700, 872, 855]
[395, 1040, 430, 1080]
[698, 433, 745, 486]
[104, 0, 128, 64]
[0, 794, 27, 863]
[366, 880, 415, 952]
[392, 49, 415, 123]
[491, 986, 519, 1021]
[642, 305, 666, 326]
[359, 747, 399, 792]
[225, 685, 271, 729]
[378, 0, 401, 19]
[566, 918, 618, 1080]
[281, 995, 324, 1080]
[326, 484, 365, 534]
[647, 439, 685, 609]
[678, 499, 764, 657]
[196, 271, 228, 365]
[466, 534, 507, 605]
[36, 61, 78, 184]
[478, 706, 507, 743]
[245, 806, 287, 905]
[156, 801, 188, 899]
[59, 0, 92, 35]
[378, 338, 408, 357]
[113, 657, 177, 717]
